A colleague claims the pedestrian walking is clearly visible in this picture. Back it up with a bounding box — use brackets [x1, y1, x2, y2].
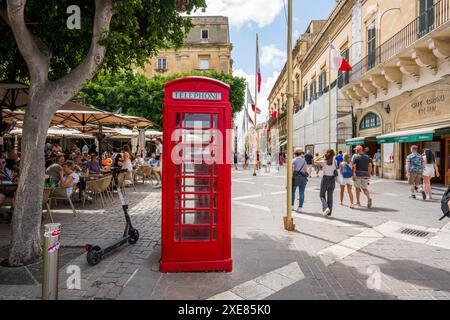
[292, 149, 308, 213]
[263, 152, 271, 173]
[406, 145, 425, 200]
[352, 145, 373, 208]
[304, 150, 314, 177]
[234, 152, 238, 170]
[422, 149, 440, 200]
[374, 149, 382, 177]
[315, 149, 337, 217]
[313, 152, 323, 178]
[339, 153, 355, 209]
[244, 152, 249, 170]
[280, 153, 285, 166]
[335, 151, 344, 168]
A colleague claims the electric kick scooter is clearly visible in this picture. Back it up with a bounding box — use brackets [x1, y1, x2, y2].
[85, 167, 140, 266]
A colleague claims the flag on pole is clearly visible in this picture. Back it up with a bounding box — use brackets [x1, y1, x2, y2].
[330, 44, 352, 71]
[247, 86, 261, 114]
[245, 106, 254, 125]
[256, 35, 262, 93]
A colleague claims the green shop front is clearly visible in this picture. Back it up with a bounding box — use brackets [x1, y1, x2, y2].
[377, 125, 450, 185]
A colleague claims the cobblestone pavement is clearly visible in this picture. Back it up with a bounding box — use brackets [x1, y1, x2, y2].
[0, 182, 161, 300]
[1, 168, 450, 300]
[119, 168, 450, 300]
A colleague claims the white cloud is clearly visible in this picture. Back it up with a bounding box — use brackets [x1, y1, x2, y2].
[261, 45, 286, 69]
[192, 0, 285, 28]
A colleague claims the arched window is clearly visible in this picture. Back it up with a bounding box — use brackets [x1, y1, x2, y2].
[359, 112, 381, 130]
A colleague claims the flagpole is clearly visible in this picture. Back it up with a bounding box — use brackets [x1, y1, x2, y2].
[253, 34, 259, 177]
[284, 0, 295, 231]
[328, 36, 332, 149]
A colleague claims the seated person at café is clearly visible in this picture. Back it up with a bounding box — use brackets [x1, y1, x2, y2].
[73, 156, 83, 173]
[122, 152, 134, 184]
[86, 155, 102, 174]
[133, 154, 145, 166]
[46, 155, 65, 183]
[102, 151, 113, 171]
[45, 153, 57, 168]
[113, 153, 124, 168]
[6, 151, 20, 172]
[57, 161, 80, 197]
[0, 157, 17, 205]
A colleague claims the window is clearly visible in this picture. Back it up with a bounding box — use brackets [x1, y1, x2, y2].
[198, 55, 210, 70]
[302, 86, 308, 107]
[419, 0, 435, 37]
[359, 112, 381, 130]
[201, 29, 209, 41]
[367, 24, 377, 70]
[318, 70, 327, 96]
[309, 78, 317, 103]
[338, 49, 350, 88]
[199, 59, 209, 70]
[157, 58, 167, 71]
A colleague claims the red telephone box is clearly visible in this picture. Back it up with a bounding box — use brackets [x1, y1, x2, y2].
[160, 77, 232, 273]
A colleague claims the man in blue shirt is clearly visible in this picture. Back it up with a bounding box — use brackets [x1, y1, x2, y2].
[335, 151, 344, 168]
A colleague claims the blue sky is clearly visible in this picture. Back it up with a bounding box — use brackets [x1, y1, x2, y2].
[194, 0, 337, 117]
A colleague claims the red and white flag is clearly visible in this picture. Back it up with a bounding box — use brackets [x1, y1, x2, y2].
[247, 86, 261, 114]
[244, 105, 254, 125]
[256, 34, 262, 93]
[330, 44, 352, 71]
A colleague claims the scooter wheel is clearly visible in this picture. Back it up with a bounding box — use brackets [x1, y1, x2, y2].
[86, 247, 103, 266]
[128, 229, 140, 245]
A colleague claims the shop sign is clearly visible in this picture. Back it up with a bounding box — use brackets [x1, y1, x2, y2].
[378, 133, 434, 144]
[172, 91, 222, 101]
[346, 139, 366, 146]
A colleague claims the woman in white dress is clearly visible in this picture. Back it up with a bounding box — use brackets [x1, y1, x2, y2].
[422, 149, 440, 200]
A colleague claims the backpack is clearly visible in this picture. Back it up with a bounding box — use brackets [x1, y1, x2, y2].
[440, 186, 450, 220]
[342, 163, 353, 179]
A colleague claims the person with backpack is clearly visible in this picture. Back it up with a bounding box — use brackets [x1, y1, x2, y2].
[315, 149, 337, 217]
[292, 149, 308, 213]
[405, 145, 425, 200]
[440, 185, 450, 220]
[339, 153, 355, 209]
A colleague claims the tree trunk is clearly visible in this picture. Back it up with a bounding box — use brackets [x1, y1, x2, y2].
[7, 93, 54, 267]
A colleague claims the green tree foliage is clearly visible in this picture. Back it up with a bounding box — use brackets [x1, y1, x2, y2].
[0, 0, 207, 82]
[80, 70, 246, 129]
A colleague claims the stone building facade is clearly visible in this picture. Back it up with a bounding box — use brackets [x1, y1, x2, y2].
[268, 0, 450, 184]
[141, 16, 233, 77]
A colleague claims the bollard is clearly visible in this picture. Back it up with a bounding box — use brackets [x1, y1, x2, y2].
[42, 223, 61, 300]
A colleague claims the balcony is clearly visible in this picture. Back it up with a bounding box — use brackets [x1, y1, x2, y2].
[345, 0, 450, 102]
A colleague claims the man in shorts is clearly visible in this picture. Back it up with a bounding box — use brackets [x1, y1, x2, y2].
[352, 145, 373, 208]
[405, 145, 425, 199]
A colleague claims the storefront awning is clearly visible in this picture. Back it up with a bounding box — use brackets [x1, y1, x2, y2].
[377, 124, 450, 144]
[346, 137, 367, 146]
